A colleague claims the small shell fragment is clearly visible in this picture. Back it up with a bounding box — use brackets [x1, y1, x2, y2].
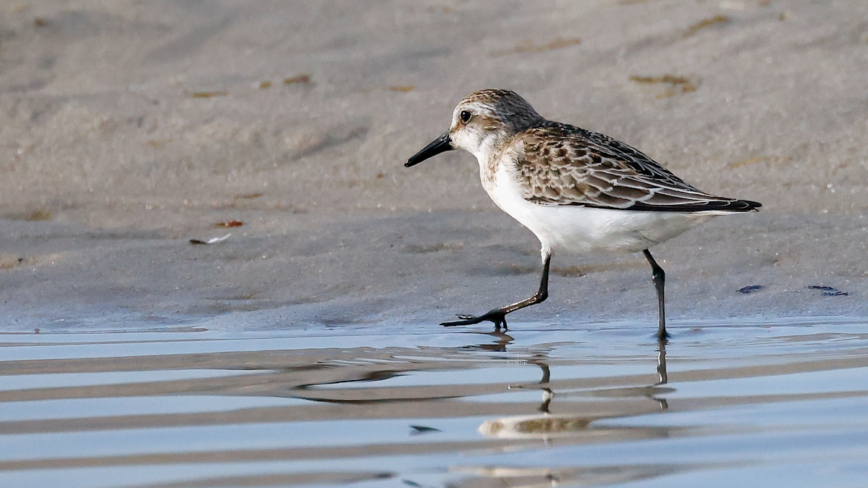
[190, 234, 231, 245]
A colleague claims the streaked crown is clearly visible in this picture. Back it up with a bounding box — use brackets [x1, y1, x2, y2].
[455, 89, 543, 132]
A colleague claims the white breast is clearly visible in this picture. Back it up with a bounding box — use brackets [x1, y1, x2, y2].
[484, 163, 718, 256]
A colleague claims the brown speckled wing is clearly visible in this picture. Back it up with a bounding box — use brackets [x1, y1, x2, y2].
[515, 123, 760, 212]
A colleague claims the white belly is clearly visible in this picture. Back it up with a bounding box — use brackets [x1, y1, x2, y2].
[485, 165, 718, 255]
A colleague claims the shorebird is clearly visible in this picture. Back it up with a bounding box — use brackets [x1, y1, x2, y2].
[405, 89, 760, 339]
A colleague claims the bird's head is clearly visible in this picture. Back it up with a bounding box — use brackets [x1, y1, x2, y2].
[405, 89, 542, 167]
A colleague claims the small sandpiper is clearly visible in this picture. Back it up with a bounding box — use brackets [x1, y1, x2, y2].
[405, 89, 760, 339]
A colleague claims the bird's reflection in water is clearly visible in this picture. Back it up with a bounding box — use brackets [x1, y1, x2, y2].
[656, 338, 669, 409]
[469, 330, 514, 352]
[448, 463, 683, 488]
[519, 353, 553, 413]
[479, 335, 671, 441]
[469, 332, 555, 413]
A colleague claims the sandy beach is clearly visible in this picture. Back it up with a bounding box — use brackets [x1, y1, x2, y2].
[1, 0, 867, 329]
[2, 0, 867, 330]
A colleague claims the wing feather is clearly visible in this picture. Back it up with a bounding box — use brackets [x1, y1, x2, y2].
[515, 123, 761, 212]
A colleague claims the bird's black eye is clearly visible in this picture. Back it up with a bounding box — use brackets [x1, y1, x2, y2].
[460, 110, 472, 124]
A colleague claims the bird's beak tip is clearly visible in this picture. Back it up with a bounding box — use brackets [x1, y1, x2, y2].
[405, 132, 453, 168]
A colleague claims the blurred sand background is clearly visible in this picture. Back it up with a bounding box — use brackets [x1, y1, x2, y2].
[0, 0, 867, 330]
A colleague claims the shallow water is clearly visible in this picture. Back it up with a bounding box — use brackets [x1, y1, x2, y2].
[2, 318, 868, 488]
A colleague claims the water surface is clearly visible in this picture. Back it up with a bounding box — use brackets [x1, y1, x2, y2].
[2, 318, 867, 487]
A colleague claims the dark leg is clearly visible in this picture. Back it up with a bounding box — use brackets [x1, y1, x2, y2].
[442, 252, 551, 330]
[642, 249, 668, 340]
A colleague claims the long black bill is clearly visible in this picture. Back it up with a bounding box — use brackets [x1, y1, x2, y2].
[405, 132, 453, 167]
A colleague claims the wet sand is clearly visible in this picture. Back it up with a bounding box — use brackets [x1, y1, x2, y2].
[1, 0, 867, 327]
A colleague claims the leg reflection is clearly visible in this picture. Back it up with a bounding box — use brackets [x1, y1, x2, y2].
[656, 338, 668, 385]
[537, 360, 553, 413]
[655, 338, 669, 410]
[539, 388, 554, 414]
[505, 354, 555, 413]
[472, 330, 514, 352]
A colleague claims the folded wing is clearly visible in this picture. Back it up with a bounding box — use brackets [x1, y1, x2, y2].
[515, 123, 760, 212]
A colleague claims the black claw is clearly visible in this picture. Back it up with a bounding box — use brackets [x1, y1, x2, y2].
[441, 320, 466, 327]
[440, 310, 507, 328]
[440, 315, 481, 327]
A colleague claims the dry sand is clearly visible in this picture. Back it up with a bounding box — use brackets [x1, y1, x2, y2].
[1, 0, 867, 330]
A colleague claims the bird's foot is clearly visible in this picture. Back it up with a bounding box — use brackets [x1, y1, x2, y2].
[441, 309, 508, 330]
